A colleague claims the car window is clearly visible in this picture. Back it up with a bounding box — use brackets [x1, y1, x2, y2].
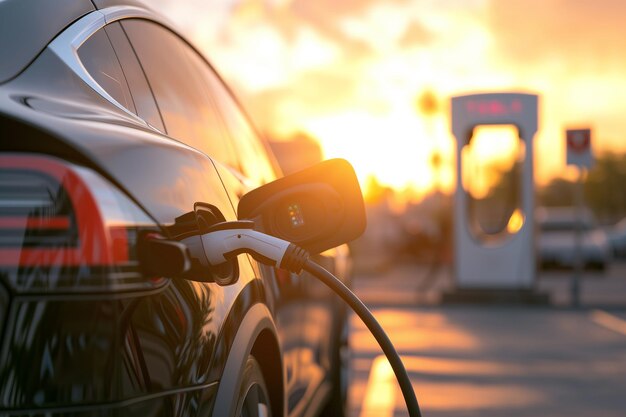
[104, 22, 165, 132]
[205, 73, 278, 186]
[120, 19, 239, 169]
[78, 28, 135, 113]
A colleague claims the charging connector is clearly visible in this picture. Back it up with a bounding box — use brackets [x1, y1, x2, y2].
[193, 221, 422, 417]
[185, 221, 309, 273]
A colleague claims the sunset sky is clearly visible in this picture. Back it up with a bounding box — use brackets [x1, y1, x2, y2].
[151, 0, 626, 200]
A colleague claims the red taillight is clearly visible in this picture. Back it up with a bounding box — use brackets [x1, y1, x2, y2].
[0, 153, 161, 292]
[0, 216, 71, 229]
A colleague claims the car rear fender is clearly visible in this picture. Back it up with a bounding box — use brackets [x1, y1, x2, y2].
[213, 302, 285, 417]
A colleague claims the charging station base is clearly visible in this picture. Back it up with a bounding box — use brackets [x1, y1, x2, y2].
[441, 288, 550, 305]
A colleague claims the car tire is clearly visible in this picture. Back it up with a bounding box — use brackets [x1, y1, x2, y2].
[321, 306, 350, 417]
[234, 355, 272, 417]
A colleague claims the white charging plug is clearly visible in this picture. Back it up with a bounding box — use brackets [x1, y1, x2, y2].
[185, 221, 309, 273]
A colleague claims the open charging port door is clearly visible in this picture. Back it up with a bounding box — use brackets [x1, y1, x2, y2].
[237, 158, 366, 254]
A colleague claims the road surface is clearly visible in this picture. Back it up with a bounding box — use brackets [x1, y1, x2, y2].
[347, 263, 626, 417]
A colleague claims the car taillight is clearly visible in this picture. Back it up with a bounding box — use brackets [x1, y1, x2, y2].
[0, 153, 164, 293]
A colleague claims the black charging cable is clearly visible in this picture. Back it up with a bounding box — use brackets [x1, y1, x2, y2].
[185, 221, 423, 417]
[303, 259, 422, 417]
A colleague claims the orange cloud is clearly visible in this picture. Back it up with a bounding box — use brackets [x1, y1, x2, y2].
[489, 0, 626, 71]
[398, 20, 435, 48]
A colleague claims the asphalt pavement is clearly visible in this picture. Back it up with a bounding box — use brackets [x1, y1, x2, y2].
[347, 262, 626, 417]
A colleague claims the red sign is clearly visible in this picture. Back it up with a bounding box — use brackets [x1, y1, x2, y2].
[466, 99, 523, 116]
[566, 129, 590, 153]
[566, 128, 593, 168]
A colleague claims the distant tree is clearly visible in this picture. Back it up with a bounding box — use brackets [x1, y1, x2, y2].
[538, 177, 575, 208]
[584, 152, 626, 222]
[538, 152, 626, 223]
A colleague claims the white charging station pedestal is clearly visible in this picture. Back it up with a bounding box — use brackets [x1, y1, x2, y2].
[444, 92, 548, 304]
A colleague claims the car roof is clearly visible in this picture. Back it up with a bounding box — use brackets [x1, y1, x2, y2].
[0, 0, 150, 84]
[0, 0, 95, 84]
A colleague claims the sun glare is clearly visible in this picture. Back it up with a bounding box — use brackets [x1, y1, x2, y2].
[156, 0, 626, 203]
[506, 208, 525, 234]
[462, 125, 521, 199]
[304, 110, 447, 199]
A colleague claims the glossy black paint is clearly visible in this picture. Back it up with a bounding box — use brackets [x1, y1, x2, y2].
[0, 0, 94, 83]
[0, 3, 349, 416]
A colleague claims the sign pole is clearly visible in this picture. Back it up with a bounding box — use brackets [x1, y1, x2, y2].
[565, 127, 593, 308]
[571, 168, 584, 307]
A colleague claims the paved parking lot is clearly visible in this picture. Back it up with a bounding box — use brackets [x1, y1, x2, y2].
[348, 263, 626, 417]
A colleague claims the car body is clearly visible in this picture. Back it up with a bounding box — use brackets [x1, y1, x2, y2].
[0, 1, 353, 416]
[607, 217, 626, 259]
[536, 207, 611, 270]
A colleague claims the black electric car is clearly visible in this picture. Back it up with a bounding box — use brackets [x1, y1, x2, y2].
[0, 1, 365, 416]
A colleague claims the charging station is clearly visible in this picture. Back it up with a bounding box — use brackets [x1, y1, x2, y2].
[447, 93, 544, 299]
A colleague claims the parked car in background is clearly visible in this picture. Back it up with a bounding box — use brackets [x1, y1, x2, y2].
[607, 217, 626, 259]
[0, 1, 355, 416]
[537, 207, 611, 270]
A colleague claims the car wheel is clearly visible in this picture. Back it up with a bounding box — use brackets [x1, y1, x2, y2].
[321, 307, 350, 417]
[235, 356, 272, 417]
